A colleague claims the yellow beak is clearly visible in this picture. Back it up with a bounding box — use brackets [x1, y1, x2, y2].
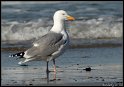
[67, 16, 75, 21]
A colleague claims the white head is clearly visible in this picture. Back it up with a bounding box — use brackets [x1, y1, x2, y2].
[51, 10, 75, 33]
[53, 10, 75, 21]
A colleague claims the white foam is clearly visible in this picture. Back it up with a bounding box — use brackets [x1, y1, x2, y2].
[68, 17, 123, 39]
[1, 17, 123, 42]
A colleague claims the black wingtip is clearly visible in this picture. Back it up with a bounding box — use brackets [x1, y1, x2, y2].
[9, 52, 25, 58]
[9, 54, 15, 57]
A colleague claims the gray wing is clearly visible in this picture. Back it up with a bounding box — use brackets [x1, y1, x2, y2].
[24, 32, 66, 59]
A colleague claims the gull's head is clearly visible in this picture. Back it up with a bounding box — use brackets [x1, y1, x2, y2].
[53, 10, 75, 21]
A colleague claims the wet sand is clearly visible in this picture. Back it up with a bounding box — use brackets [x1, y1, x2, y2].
[1, 47, 123, 86]
[1, 65, 123, 86]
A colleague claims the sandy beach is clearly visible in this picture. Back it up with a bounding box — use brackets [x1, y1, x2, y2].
[1, 46, 123, 86]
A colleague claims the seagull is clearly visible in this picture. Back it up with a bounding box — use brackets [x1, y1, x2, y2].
[9, 10, 75, 79]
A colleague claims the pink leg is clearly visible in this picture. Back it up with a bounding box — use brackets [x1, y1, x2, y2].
[53, 59, 56, 80]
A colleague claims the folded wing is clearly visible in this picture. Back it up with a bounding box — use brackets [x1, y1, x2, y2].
[24, 31, 66, 60]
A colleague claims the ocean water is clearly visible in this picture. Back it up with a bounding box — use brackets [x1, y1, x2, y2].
[1, 47, 122, 67]
[1, 1, 123, 44]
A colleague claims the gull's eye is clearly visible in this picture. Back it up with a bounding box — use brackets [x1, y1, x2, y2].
[62, 13, 65, 15]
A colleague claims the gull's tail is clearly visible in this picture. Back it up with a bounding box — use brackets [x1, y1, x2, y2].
[9, 52, 34, 65]
[9, 52, 25, 58]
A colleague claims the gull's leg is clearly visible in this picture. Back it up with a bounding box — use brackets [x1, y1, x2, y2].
[53, 59, 56, 73]
[46, 61, 49, 82]
[53, 59, 56, 80]
[46, 61, 49, 73]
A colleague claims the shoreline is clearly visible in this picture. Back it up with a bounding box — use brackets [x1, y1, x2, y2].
[1, 43, 122, 51]
[1, 38, 123, 51]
